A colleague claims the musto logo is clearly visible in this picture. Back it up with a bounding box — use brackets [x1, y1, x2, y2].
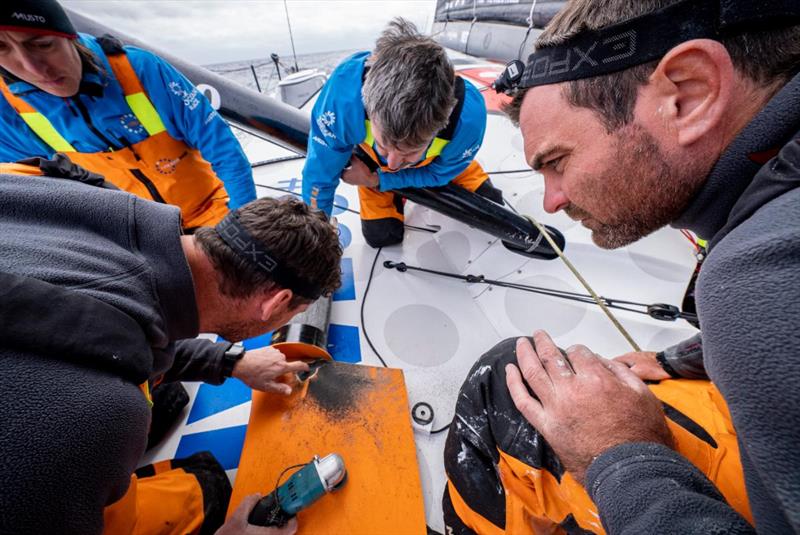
[12, 12, 47, 24]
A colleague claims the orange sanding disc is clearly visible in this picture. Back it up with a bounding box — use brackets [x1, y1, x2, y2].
[271, 341, 332, 361]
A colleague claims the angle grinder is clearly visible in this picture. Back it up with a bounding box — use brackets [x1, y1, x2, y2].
[248, 453, 347, 527]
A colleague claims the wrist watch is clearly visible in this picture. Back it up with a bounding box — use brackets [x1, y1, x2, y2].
[221, 343, 246, 378]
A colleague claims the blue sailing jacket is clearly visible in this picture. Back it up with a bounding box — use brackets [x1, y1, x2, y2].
[302, 51, 487, 215]
[0, 33, 256, 209]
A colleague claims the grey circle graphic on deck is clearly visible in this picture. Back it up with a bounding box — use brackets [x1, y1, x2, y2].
[416, 231, 471, 272]
[505, 275, 587, 337]
[385, 305, 459, 367]
[515, 189, 579, 231]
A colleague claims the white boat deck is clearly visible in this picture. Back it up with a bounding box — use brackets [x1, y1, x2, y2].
[143, 62, 699, 533]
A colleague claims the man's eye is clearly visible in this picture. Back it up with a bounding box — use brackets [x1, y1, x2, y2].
[544, 157, 563, 170]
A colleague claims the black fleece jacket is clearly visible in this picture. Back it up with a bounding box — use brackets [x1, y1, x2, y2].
[585, 73, 800, 533]
[0, 175, 231, 534]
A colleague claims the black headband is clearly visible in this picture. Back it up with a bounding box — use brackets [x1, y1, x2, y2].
[497, 0, 800, 91]
[215, 212, 324, 301]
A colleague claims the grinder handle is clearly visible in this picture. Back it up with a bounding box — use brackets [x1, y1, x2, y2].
[248, 492, 292, 527]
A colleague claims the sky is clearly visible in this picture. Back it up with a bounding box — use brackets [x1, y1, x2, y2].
[61, 1, 438, 65]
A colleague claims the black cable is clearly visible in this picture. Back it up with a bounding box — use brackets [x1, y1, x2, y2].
[251, 154, 306, 168]
[385, 261, 698, 324]
[361, 248, 455, 437]
[272, 462, 307, 513]
[360, 247, 389, 368]
[487, 168, 534, 175]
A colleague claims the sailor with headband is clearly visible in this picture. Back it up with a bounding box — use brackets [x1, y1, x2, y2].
[445, 1, 800, 533]
[0, 173, 342, 534]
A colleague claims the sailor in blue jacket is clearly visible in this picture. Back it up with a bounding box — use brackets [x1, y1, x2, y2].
[0, 0, 255, 229]
[302, 18, 502, 247]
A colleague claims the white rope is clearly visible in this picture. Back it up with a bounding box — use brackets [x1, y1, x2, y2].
[524, 215, 642, 352]
[526, 0, 538, 28]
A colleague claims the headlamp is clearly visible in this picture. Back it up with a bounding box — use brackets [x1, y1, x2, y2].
[493, 0, 800, 94]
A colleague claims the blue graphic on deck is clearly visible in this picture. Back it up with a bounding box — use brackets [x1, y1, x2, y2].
[187, 378, 252, 424]
[332, 194, 349, 216]
[333, 258, 355, 302]
[242, 330, 274, 350]
[176, 425, 248, 470]
[327, 323, 362, 363]
[338, 223, 352, 249]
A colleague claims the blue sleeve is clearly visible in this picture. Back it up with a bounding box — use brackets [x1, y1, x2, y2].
[126, 47, 256, 208]
[0, 95, 53, 163]
[586, 443, 755, 534]
[301, 60, 365, 216]
[377, 81, 486, 191]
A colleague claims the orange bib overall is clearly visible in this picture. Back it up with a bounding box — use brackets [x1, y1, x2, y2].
[0, 52, 229, 229]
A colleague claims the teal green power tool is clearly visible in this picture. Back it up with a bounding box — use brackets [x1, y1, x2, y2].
[248, 453, 347, 527]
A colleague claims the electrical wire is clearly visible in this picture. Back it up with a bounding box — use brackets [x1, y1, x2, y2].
[361, 247, 388, 368]
[361, 248, 453, 435]
[269, 462, 307, 522]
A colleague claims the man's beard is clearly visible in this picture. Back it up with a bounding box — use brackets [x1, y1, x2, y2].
[215, 317, 270, 344]
[566, 124, 705, 249]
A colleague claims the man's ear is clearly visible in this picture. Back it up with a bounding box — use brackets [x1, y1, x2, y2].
[647, 39, 735, 147]
[259, 288, 293, 321]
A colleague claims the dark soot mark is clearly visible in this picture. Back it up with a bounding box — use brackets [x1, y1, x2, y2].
[307, 362, 373, 416]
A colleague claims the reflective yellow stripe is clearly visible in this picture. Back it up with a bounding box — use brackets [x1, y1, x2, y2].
[426, 137, 449, 159]
[364, 119, 449, 159]
[126, 92, 166, 136]
[363, 120, 374, 145]
[20, 112, 75, 152]
[696, 238, 708, 249]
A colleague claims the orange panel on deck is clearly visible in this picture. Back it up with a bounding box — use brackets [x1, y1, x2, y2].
[229, 361, 427, 535]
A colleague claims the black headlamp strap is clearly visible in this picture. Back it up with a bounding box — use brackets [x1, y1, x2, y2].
[215, 212, 323, 301]
[520, 0, 719, 88]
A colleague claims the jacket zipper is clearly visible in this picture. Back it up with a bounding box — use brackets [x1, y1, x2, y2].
[129, 169, 167, 204]
[72, 96, 121, 150]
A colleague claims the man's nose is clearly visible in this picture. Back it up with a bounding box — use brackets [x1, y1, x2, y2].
[18, 53, 50, 79]
[385, 150, 405, 170]
[542, 174, 569, 213]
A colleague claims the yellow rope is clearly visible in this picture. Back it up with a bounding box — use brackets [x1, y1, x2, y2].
[524, 215, 641, 352]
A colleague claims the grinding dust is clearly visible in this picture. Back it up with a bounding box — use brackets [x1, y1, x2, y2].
[306, 361, 374, 417]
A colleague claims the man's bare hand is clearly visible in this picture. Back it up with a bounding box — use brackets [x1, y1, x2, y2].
[341, 156, 379, 188]
[613, 351, 671, 381]
[505, 331, 673, 485]
[215, 493, 298, 535]
[232, 347, 309, 395]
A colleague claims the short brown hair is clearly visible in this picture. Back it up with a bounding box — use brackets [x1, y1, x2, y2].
[195, 197, 342, 307]
[362, 18, 455, 148]
[505, 0, 800, 130]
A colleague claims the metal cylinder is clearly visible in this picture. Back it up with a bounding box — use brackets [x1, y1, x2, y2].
[270, 294, 332, 351]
